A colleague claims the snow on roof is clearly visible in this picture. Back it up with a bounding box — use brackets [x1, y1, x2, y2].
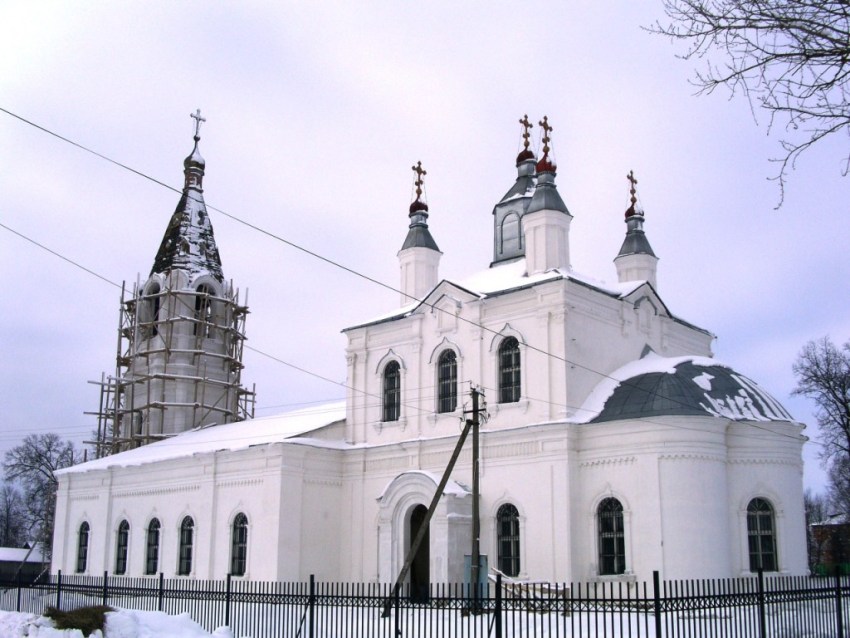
[376, 470, 469, 501]
[0, 546, 44, 563]
[572, 353, 794, 424]
[56, 401, 347, 475]
[348, 259, 646, 329]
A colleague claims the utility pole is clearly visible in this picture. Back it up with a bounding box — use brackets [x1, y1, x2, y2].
[470, 387, 481, 607]
[381, 385, 485, 619]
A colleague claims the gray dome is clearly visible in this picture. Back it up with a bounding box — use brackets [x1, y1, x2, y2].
[592, 359, 793, 423]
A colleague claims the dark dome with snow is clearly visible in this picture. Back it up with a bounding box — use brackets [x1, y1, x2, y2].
[592, 359, 793, 424]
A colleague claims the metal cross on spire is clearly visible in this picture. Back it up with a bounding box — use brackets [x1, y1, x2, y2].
[519, 114, 533, 150]
[627, 170, 638, 206]
[539, 115, 552, 157]
[412, 161, 427, 200]
[190, 109, 206, 139]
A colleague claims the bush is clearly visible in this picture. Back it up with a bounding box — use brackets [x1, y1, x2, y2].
[44, 605, 113, 636]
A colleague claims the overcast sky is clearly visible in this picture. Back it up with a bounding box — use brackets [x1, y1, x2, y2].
[1, 2, 847, 492]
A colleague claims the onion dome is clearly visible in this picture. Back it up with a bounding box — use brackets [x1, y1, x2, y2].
[527, 116, 568, 215]
[401, 161, 439, 251]
[617, 170, 656, 258]
[498, 115, 538, 203]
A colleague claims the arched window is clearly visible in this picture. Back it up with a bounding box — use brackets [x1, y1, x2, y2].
[145, 519, 161, 575]
[747, 498, 777, 571]
[598, 498, 625, 575]
[76, 522, 90, 573]
[497, 503, 521, 577]
[383, 361, 401, 422]
[194, 285, 214, 337]
[498, 337, 521, 403]
[500, 212, 522, 254]
[115, 520, 130, 575]
[178, 516, 194, 576]
[231, 513, 248, 576]
[437, 350, 457, 413]
[144, 284, 160, 338]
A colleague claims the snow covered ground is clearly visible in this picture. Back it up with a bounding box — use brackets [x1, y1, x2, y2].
[0, 609, 233, 638]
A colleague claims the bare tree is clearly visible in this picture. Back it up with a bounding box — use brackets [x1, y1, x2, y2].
[793, 337, 850, 518]
[2, 434, 81, 558]
[0, 482, 27, 547]
[793, 337, 850, 460]
[652, 0, 850, 200]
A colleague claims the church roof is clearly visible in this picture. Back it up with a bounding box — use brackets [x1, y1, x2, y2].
[576, 354, 794, 424]
[56, 402, 347, 475]
[150, 120, 224, 282]
[344, 258, 706, 333]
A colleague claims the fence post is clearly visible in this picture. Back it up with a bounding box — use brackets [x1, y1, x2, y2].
[102, 571, 108, 607]
[495, 573, 502, 638]
[836, 571, 845, 638]
[757, 568, 766, 638]
[158, 572, 164, 611]
[16, 571, 22, 612]
[56, 570, 62, 610]
[225, 573, 232, 628]
[394, 582, 400, 637]
[308, 574, 316, 638]
[652, 571, 661, 638]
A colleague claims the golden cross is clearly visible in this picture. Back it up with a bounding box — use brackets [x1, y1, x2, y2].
[539, 116, 552, 156]
[627, 170, 638, 205]
[519, 114, 533, 150]
[412, 161, 427, 199]
[190, 109, 206, 138]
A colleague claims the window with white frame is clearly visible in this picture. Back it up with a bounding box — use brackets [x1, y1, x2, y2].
[76, 522, 90, 574]
[747, 498, 777, 572]
[437, 350, 457, 413]
[145, 518, 160, 575]
[598, 498, 626, 575]
[497, 503, 521, 577]
[383, 361, 401, 422]
[231, 513, 248, 576]
[498, 337, 521, 403]
[115, 520, 129, 575]
[178, 516, 194, 576]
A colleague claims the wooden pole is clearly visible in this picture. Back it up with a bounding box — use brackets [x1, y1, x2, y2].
[471, 388, 481, 606]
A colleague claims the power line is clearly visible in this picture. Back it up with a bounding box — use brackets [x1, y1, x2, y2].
[0, 107, 812, 448]
[0, 210, 810, 451]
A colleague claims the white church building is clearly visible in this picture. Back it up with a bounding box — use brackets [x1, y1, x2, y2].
[53, 117, 807, 588]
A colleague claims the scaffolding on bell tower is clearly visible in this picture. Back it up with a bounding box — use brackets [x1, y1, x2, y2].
[89, 279, 255, 457]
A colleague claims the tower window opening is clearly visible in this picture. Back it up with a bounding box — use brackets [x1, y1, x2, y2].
[194, 285, 214, 338]
[144, 284, 161, 338]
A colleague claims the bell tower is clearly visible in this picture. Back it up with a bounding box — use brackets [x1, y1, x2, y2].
[93, 112, 255, 455]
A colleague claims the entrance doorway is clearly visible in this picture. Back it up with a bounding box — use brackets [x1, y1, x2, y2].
[409, 504, 429, 601]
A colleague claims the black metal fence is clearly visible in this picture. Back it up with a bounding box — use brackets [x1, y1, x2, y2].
[1, 570, 848, 637]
